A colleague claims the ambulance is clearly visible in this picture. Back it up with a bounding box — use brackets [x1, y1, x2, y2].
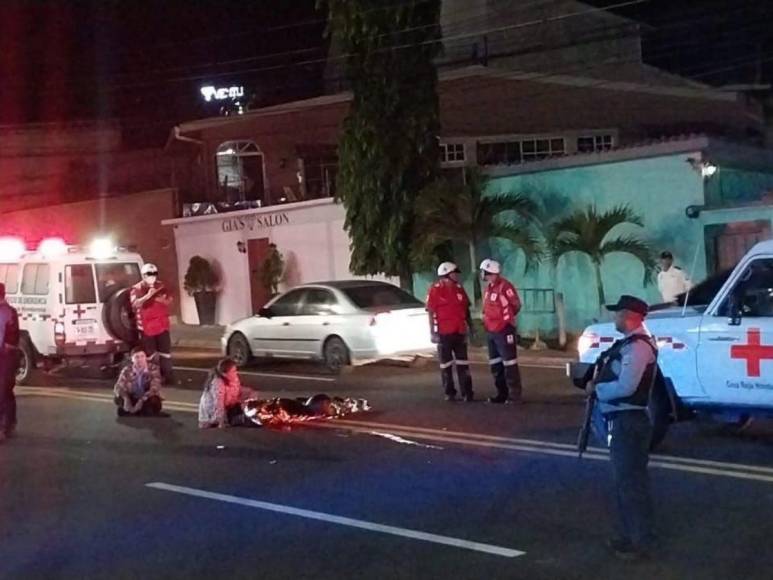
[0, 236, 145, 384]
[570, 239, 773, 447]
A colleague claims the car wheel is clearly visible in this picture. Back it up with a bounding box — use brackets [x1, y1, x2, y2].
[323, 336, 349, 374]
[227, 333, 253, 367]
[16, 338, 35, 386]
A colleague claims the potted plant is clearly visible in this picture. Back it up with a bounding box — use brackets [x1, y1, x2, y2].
[184, 256, 220, 325]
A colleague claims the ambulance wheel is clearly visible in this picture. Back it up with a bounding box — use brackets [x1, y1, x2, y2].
[16, 338, 34, 386]
[323, 336, 349, 374]
[103, 288, 139, 345]
[227, 333, 253, 367]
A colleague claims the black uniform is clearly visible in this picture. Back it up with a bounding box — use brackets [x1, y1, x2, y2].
[0, 300, 21, 438]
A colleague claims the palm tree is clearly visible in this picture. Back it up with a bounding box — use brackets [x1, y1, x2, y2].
[548, 205, 654, 311]
[411, 168, 542, 306]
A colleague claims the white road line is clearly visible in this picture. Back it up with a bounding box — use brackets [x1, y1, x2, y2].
[173, 366, 335, 383]
[146, 482, 525, 558]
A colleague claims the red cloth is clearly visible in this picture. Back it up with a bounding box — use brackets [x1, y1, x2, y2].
[130, 281, 171, 337]
[426, 280, 470, 335]
[482, 277, 521, 333]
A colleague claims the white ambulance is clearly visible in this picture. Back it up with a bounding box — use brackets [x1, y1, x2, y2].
[0, 236, 144, 384]
[571, 239, 773, 447]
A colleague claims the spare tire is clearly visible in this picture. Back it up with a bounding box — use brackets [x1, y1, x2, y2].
[103, 287, 139, 345]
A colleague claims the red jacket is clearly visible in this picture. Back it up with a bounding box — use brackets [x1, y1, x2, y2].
[482, 277, 521, 333]
[130, 281, 171, 337]
[426, 280, 470, 335]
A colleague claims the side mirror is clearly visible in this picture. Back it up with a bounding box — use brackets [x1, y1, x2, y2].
[258, 307, 272, 318]
[727, 292, 743, 326]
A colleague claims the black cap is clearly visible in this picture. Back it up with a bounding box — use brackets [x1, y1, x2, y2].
[660, 251, 673, 259]
[606, 295, 649, 316]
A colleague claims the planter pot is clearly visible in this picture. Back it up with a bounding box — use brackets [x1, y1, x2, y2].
[193, 291, 217, 325]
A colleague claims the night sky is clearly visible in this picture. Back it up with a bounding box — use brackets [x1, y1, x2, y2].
[1, 0, 771, 147]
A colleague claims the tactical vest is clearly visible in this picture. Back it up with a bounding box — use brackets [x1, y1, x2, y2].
[0, 302, 20, 348]
[596, 334, 658, 408]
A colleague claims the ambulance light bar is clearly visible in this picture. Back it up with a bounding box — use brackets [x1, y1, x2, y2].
[0, 237, 26, 261]
[88, 237, 118, 260]
[38, 237, 69, 258]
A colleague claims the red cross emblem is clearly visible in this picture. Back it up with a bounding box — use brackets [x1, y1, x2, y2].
[730, 328, 773, 377]
[73, 305, 87, 319]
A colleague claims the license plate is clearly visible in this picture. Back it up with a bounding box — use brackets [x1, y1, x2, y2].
[74, 319, 97, 337]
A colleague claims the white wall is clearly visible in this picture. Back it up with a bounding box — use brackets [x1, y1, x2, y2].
[164, 199, 392, 326]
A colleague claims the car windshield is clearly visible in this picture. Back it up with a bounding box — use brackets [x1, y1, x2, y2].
[96, 262, 142, 302]
[341, 284, 423, 311]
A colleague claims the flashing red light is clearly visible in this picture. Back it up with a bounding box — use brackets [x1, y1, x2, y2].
[0, 237, 26, 260]
[38, 237, 68, 258]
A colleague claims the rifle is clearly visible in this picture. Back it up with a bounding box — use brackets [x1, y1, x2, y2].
[577, 391, 597, 458]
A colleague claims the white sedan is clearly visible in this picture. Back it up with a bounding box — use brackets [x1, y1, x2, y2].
[222, 281, 435, 372]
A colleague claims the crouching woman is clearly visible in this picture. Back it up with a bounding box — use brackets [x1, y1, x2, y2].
[198, 358, 258, 428]
[114, 347, 165, 417]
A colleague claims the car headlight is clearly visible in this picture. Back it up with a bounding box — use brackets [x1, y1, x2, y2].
[577, 332, 598, 358]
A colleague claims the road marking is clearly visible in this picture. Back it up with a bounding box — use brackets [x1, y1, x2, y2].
[145, 482, 525, 558]
[173, 366, 335, 383]
[18, 387, 773, 483]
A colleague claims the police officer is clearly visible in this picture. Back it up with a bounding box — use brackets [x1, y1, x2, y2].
[480, 259, 523, 404]
[0, 283, 21, 442]
[426, 262, 474, 402]
[586, 295, 658, 560]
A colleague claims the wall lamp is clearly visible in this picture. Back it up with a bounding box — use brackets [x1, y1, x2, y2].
[686, 157, 718, 179]
[236, 241, 246, 253]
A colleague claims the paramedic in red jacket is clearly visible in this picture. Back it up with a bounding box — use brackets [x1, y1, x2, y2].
[130, 263, 174, 385]
[480, 259, 523, 404]
[426, 262, 474, 402]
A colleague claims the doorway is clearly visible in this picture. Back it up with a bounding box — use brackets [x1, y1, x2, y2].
[248, 238, 271, 314]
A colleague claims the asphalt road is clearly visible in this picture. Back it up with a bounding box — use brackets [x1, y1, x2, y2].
[2, 350, 773, 579]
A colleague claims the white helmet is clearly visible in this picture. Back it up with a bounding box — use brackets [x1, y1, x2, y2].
[141, 263, 159, 275]
[479, 259, 501, 275]
[437, 261, 459, 277]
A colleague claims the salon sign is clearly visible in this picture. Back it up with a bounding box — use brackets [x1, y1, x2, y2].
[221, 212, 290, 233]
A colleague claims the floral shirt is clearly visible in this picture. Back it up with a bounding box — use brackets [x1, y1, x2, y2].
[114, 363, 162, 401]
[198, 376, 247, 427]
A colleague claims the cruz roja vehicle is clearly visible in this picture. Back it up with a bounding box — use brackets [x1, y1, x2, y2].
[570, 240, 773, 448]
[0, 236, 144, 384]
[222, 280, 435, 372]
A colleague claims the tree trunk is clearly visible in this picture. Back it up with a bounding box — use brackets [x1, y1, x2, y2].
[468, 240, 481, 308]
[594, 260, 606, 313]
[399, 265, 414, 295]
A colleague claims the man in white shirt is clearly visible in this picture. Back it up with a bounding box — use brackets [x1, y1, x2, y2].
[657, 251, 691, 303]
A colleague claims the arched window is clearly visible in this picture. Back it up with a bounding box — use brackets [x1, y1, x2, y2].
[216, 140, 266, 204]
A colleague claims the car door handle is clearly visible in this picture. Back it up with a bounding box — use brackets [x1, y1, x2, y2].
[322, 322, 330, 326]
[282, 322, 291, 326]
[708, 336, 738, 342]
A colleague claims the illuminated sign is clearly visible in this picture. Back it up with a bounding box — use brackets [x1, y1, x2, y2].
[200, 85, 245, 102]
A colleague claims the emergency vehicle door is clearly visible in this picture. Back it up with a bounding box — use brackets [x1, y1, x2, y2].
[64, 264, 101, 343]
[696, 257, 773, 405]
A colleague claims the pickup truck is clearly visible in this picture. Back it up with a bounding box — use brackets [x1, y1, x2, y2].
[570, 239, 773, 448]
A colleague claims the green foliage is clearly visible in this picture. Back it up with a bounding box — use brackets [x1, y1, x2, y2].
[261, 245, 285, 296]
[321, 0, 442, 285]
[548, 205, 653, 308]
[183, 256, 219, 296]
[411, 167, 542, 304]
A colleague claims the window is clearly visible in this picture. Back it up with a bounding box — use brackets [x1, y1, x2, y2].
[268, 289, 306, 317]
[440, 143, 465, 163]
[301, 155, 338, 200]
[521, 138, 565, 161]
[477, 141, 521, 165]
[0, 264, 19, 294]
[216, 141, 266, 204]
[342, 284, 423, 311]
[722, 258, 773, 317]
[96, 263, 141, 302]
[300, 288, 338, 315]
[65, 264, 96, 304]
[577, 135, 614, 153]
[21, 264, 50, 296]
